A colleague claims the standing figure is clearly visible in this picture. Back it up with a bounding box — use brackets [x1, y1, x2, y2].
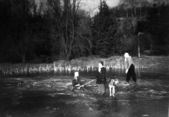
[124, 52, 137, 84]
[108, 76, 119, 97]
[96, 61, 106, 95]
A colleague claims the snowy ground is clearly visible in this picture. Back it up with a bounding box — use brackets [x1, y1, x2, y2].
[0, 73, 169, 117]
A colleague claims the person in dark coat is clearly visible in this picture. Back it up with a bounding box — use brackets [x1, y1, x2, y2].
[124, 52, 137, 84]
[72, 71, 81, 91]
[96, 61, 106, 95]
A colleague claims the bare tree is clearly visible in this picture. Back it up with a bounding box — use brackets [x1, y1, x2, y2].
[48, 0, 92, 60]
[15, 26, 35, 63]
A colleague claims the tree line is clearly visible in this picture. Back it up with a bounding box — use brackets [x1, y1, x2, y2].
[0, 0, 169, 63]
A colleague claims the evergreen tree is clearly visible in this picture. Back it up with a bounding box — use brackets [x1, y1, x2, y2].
[92, 0, 117, 57]
[145, 3, 169, 54]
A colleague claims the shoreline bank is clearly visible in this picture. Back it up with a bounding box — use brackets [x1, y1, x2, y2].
[0, 56, 169, 76]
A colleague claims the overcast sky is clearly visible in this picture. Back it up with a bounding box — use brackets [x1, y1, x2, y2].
[34, 0, 168, 17]
[34, 0, 122, 16]
[80, 0, 168, 16]
[80, 0, 121, 16]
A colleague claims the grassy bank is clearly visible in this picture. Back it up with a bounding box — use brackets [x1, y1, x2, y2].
[0, 56, 169, 76]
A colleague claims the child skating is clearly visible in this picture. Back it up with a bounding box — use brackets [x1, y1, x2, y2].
[108, 76, 119, 97]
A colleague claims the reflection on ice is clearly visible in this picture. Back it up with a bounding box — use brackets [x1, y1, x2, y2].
[0, 72, 169, 117]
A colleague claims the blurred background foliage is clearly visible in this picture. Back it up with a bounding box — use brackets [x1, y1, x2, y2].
[0, 0, 169, 63]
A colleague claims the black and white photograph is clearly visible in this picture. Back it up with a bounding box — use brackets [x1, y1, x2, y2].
[0, 0, 169, 117]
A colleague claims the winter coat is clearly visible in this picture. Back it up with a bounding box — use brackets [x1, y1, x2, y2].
[96, 67, 106, 84]
[72, 76, 81, 87]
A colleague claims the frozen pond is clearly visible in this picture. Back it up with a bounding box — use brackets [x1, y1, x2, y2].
[0, 71, 169, 117]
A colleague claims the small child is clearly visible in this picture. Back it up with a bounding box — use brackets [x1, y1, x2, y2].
[108, 76, 119, 97]
[72, 71, 81, 91]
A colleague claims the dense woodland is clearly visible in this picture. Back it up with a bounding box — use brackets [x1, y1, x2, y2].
[0, 0, 169, 63]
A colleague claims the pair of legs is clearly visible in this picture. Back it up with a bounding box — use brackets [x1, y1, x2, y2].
[109, 84, 115, 97]
[126, 64, 137, 83]
[98, 84, 106, 94]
